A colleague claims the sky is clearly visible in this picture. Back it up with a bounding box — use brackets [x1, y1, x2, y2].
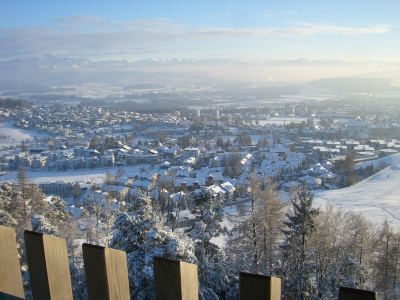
[0, 1, 399, 62]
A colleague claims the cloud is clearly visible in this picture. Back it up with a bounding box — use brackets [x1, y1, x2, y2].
[193, 24, 390, 38]
[0, 16, 392, 60]
[50, 15, 102, 24]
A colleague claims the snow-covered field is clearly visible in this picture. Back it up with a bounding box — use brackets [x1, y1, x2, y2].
[0, 166, 150, 186]
[0, 122, 51, 148]
[314, 153, 400, 227]
[258, 117, 320, 126]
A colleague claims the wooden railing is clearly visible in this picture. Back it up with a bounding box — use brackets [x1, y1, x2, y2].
[0, 225, 378, 300]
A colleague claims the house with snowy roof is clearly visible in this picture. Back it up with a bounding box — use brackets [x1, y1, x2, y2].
[206, 184, 228, 201]
[173, 178, 203, 193]
[131, 179, 156, 192]
[102, 185, 130, 201]
[194, 168, 224, 185]
[82, 190, 109, 203]
[220, 182, 236, 200]
[298, 175, 321, 189]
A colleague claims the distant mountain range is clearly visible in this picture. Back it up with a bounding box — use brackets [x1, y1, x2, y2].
[0, 55, 399, 94]
[0, 54, 356, 71]
[309, 77, 399, 93]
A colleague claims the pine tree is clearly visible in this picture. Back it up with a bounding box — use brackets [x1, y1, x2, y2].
[109, 196, 195, 300]
[189, 189, 225, 251]
[188, 189, 233, 299]
[0, 183, 19, 227]
[280, 185, 320, 300]
[31, 215, 59, 236]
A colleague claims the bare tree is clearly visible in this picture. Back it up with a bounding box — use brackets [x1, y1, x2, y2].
[372, 220, 400, 299]
[226, 174, 263, 272]
[255, 180, 287, 275]
[249, 174, 262, 268]
[81, 191, 119, 246]
[115, 167, 125, 181]
[103, 169, 116, 186]
[154, 174, 174, 215]
[169, 191, 188, 232]
[223, 151, 243, 179]
[17, 167, 30, 229]
[71, 182, 82, 206]
[343, 153, 355, 171]
[342, 211, 374, 289]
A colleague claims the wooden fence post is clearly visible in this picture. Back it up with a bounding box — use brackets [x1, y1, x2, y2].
[24, 231, 73, 300]
[153, 257, 198, 300]
[239, 272, 281, 300]
[82, 244, 130, 300]
[0, 226, 24, 300]
[338, 286, 378, 300]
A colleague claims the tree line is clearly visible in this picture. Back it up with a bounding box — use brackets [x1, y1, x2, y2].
[0, 97, 30, 109]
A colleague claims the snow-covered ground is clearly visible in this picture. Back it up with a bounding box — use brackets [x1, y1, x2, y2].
[0, 121, 51, 148]
[314, 153, 400, 227]
[0, 166, 152, 186]
[258, 117, 320, 126]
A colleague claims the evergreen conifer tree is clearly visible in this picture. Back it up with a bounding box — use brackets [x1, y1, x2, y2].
[280, 185, 320, 300]
[109, 196, 195, 300]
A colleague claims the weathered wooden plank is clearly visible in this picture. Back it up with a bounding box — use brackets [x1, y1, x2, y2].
[0, 226, 24, 299]
[154, 257, 198, 300]
[24, 231, 72, 300]
[338, 286, 378, 300]
[82, 244, 130, 300]
[239, 272, 281, 300]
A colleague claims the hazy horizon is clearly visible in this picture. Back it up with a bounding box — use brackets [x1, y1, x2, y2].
[1, 1, 399, 85]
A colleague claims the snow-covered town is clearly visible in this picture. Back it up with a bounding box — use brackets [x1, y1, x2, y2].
[1, 93, 400, 214]
[1, 85, 400, 298]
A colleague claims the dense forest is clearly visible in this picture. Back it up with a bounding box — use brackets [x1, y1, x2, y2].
[0, 97, 30, 109]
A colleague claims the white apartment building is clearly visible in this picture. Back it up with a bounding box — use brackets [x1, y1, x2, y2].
[183, 147, 200, 159]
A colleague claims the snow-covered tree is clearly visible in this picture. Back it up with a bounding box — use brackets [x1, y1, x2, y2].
[255, 180, 287, 276]
[341, 211, 372, 289]
[0, 179, 60, 257]
[153, 174, 174, 217]
[0, 183, 19, 227]
[109, 196, 196, 300]
[169, 191, 188, 232]
[280, 185, 320, 300]
[188, 189, 234, 299]
[69, 260, 88, 300]
[189, 189, 225, 250]
[31, 215, 59, 236]
[227, 179, 286, 276]
[81, 190, 119, 246]
[311, 205, 361, 299]
[248, 174, 262, 268]
[373, 220, 400, 299]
